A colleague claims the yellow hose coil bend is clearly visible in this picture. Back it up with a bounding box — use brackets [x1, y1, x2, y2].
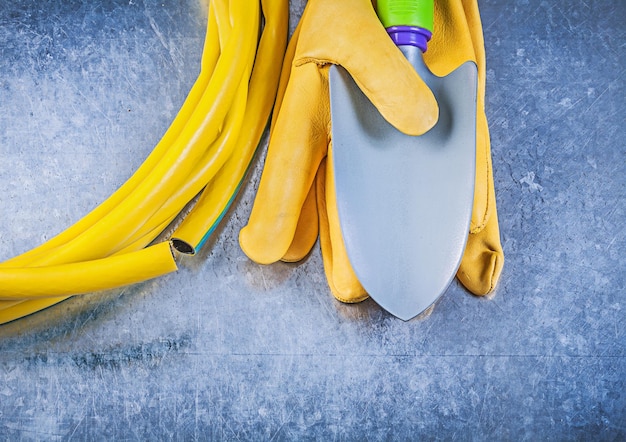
[0, 0, 288, 325]
[173, 0, 289, 251]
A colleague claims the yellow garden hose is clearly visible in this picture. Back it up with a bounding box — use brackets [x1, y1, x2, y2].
[0, 0, 289, 324]
[173, 0, 291, 252]
[0, 242, 178, 299]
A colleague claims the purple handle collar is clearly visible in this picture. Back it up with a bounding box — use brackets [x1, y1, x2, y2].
[386, 26, 432, 52]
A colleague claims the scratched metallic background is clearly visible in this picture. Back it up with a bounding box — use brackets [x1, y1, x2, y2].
[0, 0, 624, 440]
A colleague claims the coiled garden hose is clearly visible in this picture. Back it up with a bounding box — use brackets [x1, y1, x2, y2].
[0, 0, 289, 324]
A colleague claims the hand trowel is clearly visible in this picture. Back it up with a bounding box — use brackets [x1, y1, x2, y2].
[329, 0, 478, 320]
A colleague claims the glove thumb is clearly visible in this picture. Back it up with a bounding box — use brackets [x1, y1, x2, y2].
[295, 0, 438, 136]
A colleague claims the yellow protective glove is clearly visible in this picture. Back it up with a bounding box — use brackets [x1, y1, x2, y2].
[240, 0, 504, 303]
[240, 0, 438, 302]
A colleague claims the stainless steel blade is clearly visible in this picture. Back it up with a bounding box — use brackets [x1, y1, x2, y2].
[329, 46, 477, 320]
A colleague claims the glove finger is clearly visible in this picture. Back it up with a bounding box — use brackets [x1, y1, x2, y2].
[456, 184, 504, 295]
[461, 0, 487, 98]
[425, 0, 476, 76]
[425, 0, 493, 232]
[269, 20, 322, 264]
[281, 180, 319, 263]
[239, 63, 328, 264]
[296, 0, 438, 136]
[425, 0, 504, 290]
[462, 0, 493, 232]
[318, 154, 368, 303]
[471, 108, 493, 232]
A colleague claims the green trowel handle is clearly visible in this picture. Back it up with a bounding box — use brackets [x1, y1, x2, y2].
[376, 0, 434, 33]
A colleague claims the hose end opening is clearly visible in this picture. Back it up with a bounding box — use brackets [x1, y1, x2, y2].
[171, 239, 196, 255]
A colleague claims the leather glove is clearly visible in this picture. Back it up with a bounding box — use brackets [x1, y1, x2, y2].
[240, 0, 504, 303]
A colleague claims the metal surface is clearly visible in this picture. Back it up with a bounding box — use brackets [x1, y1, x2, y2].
[329, 46, 477, 320]
[0, 0, 624, 439]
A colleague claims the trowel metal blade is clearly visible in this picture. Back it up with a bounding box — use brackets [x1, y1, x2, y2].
[329, 46, 478, 321]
